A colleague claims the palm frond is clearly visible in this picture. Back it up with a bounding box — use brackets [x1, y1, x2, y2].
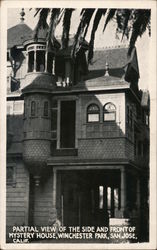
[128, 9, 151, 55]
[57, 9, 65, 25]
[61, 9, 74, 49]
[72, 8, 95, 58]
[88, 9, 107, 63]
[34, 8, 50, 40]
[103, 9, 116, 32]
[47, 8, 61, 46]
[120, 9, 132, 41]
[34, 8, 42, 17]
[83, 9, 96, 38]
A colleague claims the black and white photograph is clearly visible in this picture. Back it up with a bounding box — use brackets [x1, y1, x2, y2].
[0, 1, 156, 249]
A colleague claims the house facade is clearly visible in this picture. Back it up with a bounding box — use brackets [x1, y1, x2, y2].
[7, 12, 150, 243]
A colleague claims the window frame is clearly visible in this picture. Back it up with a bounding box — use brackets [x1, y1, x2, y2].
[7, 164, 16, 187]
[126, 105, 133, 129]
[103, 102, 116, 122]
[31, 101, 36, 117]
[87, 103, 100, 123]
[43, 101, 49, 117]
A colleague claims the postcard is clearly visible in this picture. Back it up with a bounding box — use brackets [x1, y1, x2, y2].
[0, 1, 156, 249]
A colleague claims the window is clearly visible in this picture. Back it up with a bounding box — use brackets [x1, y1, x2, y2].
[7, 102, 13, 115]
[13, 101, 24, 115]
[27, 44, 55, 74]
[60, 101, 76, 148]
[24, 103, 26, 118]
[28, 51, 34, 72]
[36, 51, 45, 72]
[103, 103, 116, 121]
[47, 52, 54, 74]
[31, 101, 36, 116]
[146, 114, 149, 126]
[127, 105, 133, 128]
[7, 165, 16, 187]
[87, 104, 100, 123]
[43, 101, 48, 117]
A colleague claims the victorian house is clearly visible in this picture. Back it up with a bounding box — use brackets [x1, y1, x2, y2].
[7, 10, 150, 242]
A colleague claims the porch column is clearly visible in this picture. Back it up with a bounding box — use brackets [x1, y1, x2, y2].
[121, 168, 127, 217]
[52, 169, 57, 209]
[52, 57, 55, 75]
[34, 48, 37, 72]
[26, 52, 28, 73]
[45, 50, 48, 72]
[49, 169, 57, 225]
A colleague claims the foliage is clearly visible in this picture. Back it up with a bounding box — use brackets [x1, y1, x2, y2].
[34, 8, 151, 62]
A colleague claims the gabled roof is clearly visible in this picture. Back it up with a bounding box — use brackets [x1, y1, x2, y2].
[73, 75, 129, 92]
[89, 46, 130, 70]
[7, 23, 33, 49]
[86, 46, 139, 81]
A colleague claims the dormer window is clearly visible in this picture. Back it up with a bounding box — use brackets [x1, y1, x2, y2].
[27, 44, 54, 74]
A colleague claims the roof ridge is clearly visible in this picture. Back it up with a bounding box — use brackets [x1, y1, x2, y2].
[94, 44, 129, 51]
[8, 22, 32, 31]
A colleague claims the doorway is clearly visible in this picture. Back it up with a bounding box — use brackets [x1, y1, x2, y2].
[60, 170, 120, 226]
[60, 100, 76, 148]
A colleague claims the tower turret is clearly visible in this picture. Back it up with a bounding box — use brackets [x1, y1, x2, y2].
[22, 25, 59, 182]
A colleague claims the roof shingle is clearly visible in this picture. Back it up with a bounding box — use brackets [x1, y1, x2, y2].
[7, 23, 33, 49]
[89, 47, 130, 71]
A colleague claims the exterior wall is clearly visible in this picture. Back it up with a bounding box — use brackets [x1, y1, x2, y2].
[6, 160, 29, 234]
[23, 93, 51, 174]
[80, 92, 126, 136]
[51, 92, 136, 161]
[125, 94, 136, 143]
[23, 140, 51, 169]
[125, 139, 134, 161]
[78, 137, 134, 160]
[125, 93, 149, 166]
[77, 92, 131, 160]
[32, 174, 54, 226]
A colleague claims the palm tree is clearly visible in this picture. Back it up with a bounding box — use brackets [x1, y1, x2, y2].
[34, 8, 151, 62]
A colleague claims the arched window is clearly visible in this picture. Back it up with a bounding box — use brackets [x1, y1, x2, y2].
[87, 104, 100, 122]
[43, 101, 49, 117]
[31, 101, 36, 116]
[103, 103, 116, 121]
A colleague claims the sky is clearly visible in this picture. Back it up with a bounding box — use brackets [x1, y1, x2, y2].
[7, 8, 151, 90]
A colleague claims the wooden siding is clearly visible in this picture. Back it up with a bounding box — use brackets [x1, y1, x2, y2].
[6, 160, 29, 226]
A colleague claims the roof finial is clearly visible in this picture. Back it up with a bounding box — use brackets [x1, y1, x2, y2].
[105, 62, 109, 76]
[20, 8, 25, 22]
